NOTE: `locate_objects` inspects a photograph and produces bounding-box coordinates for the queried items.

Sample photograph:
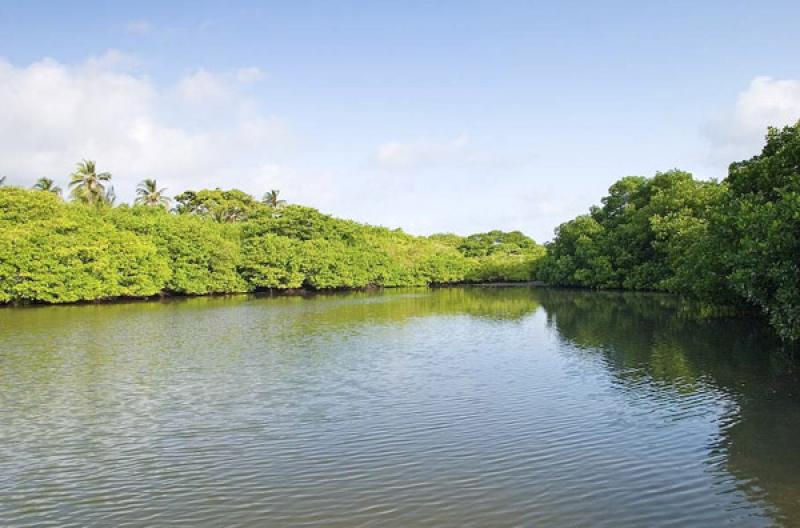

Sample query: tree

[537,214,614,288]
[262,189,287,208]
[32,178,62,196]
[69,160,112,206]
[458,230,540,258]
[714,122,800,340]
[537,170,724,291]
[174,188,261,222]
[135,179,171,208]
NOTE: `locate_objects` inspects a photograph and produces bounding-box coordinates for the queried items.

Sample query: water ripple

[0,289,795,527]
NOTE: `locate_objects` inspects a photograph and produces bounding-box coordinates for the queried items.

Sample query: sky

[2,1,800,241]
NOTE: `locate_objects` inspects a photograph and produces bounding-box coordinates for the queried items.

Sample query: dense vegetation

[2,122,799,340]
[537,122,800,340]
[0,168,544,305]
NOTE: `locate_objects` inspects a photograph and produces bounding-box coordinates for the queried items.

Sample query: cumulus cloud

[0,51,551,239]
[176,66,266,105]
[176,68,232,104]
[0,52,301,203]
[704,76,800,163]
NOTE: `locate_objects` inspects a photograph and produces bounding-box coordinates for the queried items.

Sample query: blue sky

[2,1,800,241]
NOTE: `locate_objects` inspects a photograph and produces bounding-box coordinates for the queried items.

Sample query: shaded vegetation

[536,287,800,523]
[537,122,800,340]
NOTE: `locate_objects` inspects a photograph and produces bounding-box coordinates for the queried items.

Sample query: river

[1,287,798,527]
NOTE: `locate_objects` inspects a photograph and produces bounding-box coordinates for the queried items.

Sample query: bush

[1,201,169,302]
[0,188,538,304]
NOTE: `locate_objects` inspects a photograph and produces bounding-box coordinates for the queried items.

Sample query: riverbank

[0,187,545,306]
[0,280,549,308]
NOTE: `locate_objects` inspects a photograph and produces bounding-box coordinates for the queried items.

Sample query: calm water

[1,287,799,527]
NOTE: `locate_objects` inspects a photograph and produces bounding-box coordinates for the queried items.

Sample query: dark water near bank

[1,287,799,527]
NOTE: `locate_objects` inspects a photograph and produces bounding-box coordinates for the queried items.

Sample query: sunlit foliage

[0,186,544,304]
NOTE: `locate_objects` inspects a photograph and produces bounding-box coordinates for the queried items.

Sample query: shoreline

[0,281,550,309]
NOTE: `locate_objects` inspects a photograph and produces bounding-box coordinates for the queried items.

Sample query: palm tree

[69,160,112,205]
[135,179,170,208]
[262,189,286,208]
[33,177,62,196]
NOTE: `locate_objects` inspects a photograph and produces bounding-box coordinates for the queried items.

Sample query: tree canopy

[135,179,170,208]
[33,178,62,196]
[69,160,113,206]
[2,119,800,342]
[0,185,545,304]
[536,121,800,341]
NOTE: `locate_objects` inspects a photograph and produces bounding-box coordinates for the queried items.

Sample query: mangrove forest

[1,122,799,341]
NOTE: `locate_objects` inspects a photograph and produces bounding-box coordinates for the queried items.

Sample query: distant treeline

[0,183,544,305]
[536,122,800,341]
[1,122,799,340]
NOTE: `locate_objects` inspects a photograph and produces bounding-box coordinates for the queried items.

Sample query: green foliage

[428,233,463,248]
[537,123,800,340]
[458,230,540,257]
[714,124,800,340]
[1,187,536,304]
[4,120,800,344]
[0,193,169,303]
[239,233,305,289]
[32,177,62,196]
[460,231,545,282]
[0,186,63,223]
[239,206,379,289]
[135,179,170,208]
[538,170,724,291]
[465,253,542,282]
[247,205,361,241]
[108,206,247,295]
[240,205,477,289]
[298,238,376,289]
[428,230,546,283]
[414,246,473,285]
[536,214,613,287]
[261,189,287,208]
[174,188,262,222]
[69,159,113,206]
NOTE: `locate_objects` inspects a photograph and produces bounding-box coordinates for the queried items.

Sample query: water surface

[1,287,799,527]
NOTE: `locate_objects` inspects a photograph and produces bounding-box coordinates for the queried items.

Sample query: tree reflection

[535,287,800,525]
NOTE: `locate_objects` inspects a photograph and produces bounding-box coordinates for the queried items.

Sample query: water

[1,287,799,527]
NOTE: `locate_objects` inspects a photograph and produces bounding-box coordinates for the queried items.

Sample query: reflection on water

[0,287,798,527]
[536,288,800,526]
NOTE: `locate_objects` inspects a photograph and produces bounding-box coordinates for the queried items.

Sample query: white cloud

[176,66,266,105]
[704,76,800,163]
[0,51,552,239]
[0,52,299,203]
[176,68,232,104]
